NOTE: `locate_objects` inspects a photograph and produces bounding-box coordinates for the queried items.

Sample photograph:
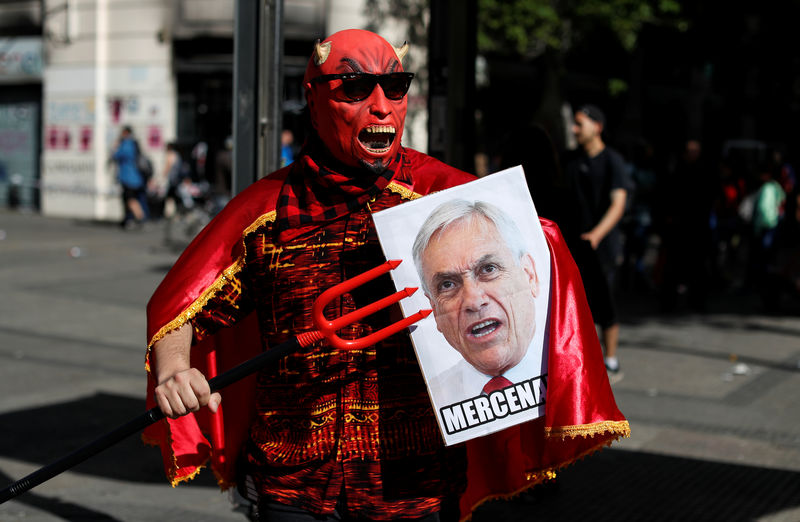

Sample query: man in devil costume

[145,29,629,522]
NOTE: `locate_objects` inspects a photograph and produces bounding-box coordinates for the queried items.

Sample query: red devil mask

[304,29,412,172]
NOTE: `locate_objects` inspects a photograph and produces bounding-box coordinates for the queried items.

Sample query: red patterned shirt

[191,187,466,519]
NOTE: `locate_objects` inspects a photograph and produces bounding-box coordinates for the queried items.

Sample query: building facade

[40,0,175,219]
[1,1,44,211]
[0,0,431,220]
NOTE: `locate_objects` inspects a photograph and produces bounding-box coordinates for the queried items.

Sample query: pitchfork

[0,259,430,504]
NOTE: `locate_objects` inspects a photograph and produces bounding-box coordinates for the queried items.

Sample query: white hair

[412,199,528,294]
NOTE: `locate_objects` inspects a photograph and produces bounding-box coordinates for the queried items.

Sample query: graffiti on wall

[45,99,95,154]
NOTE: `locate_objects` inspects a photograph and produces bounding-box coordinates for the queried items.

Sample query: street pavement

[1,210,798,521]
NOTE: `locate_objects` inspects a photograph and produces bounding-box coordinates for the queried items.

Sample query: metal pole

[427,0,476,172]
[232,0,260,195]
[259,0,284,179]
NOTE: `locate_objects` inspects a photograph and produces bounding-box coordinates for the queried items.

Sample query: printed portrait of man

[412,199,544,406]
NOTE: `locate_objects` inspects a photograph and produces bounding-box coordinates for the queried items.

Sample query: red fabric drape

[457,219,629,518]
[142,159,629,514]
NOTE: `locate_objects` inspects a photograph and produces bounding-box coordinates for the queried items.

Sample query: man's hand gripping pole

[0,259,429,504]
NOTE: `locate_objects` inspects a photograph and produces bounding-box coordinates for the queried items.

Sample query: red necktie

[482,375,513,395]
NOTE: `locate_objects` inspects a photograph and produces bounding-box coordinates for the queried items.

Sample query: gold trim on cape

[145,211,277,361]
[387,180,422,200]
[545,420,631,440]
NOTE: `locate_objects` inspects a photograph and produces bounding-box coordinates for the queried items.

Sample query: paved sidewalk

[0,211,798,521]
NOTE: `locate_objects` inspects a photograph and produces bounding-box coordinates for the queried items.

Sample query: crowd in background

[620,137,800,315]
[139,129,298,229]
[494,118,800,317]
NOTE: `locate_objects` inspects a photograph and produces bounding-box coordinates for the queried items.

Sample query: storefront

[0,37,43,210]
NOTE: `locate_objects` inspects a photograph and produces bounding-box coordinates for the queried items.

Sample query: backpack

[134,140,154,181]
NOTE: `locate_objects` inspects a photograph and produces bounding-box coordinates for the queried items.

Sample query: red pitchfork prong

[311,259,432,350]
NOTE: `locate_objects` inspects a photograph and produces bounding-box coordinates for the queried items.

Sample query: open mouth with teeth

[359,125,396,154]
[469,319,501,339]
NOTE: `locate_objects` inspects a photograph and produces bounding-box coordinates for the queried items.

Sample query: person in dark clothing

[656,139,715,312]
[563,105,631,381]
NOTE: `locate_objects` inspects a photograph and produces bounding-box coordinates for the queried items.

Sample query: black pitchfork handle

[0,337,301,504]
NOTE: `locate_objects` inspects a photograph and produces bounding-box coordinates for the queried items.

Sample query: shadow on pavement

[617,282,800,324]
[0,393,218,486]
[618,337,800,374]
[473,448,800,521]
[0,467,122,521]
[2,395,799,520]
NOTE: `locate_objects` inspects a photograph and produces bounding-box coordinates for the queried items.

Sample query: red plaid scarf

[276,143,401,242]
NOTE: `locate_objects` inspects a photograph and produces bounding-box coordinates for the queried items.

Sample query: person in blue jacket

[112,126,149,228]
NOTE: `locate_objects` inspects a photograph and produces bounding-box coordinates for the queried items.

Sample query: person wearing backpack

[111,126,150,228]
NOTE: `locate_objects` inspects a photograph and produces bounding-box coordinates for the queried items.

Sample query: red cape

[143,154,629,518]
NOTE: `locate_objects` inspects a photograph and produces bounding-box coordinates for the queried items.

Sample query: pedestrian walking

[111,125,149,229]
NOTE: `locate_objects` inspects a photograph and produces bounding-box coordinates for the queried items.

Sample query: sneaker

[606,363,624,384]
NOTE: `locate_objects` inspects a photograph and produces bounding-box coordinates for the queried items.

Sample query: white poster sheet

[372,166,551,445]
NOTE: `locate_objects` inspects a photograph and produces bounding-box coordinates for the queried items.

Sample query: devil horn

[314,40,332,65]
[394,41,409,61]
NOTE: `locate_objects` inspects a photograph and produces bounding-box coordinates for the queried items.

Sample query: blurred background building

[1,0,43,211]
[0,0,428,220]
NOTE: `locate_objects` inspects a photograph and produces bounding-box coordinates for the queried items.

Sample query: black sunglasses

[310,72,415,101]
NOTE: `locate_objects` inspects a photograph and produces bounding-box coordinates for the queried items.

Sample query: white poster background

[372,166,551,445]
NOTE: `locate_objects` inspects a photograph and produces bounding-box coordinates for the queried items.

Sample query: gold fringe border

[387,181,422,200]
[142,210,277,488]
[170,465,205,487]
[143,430,237,490]
[545,420,631,440]
[144,256,245,371]
[142,419,219,488]
[243,210,277,237]
[144,211,277,367]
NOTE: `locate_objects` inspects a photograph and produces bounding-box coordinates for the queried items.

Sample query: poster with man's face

[372,166,551,445]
